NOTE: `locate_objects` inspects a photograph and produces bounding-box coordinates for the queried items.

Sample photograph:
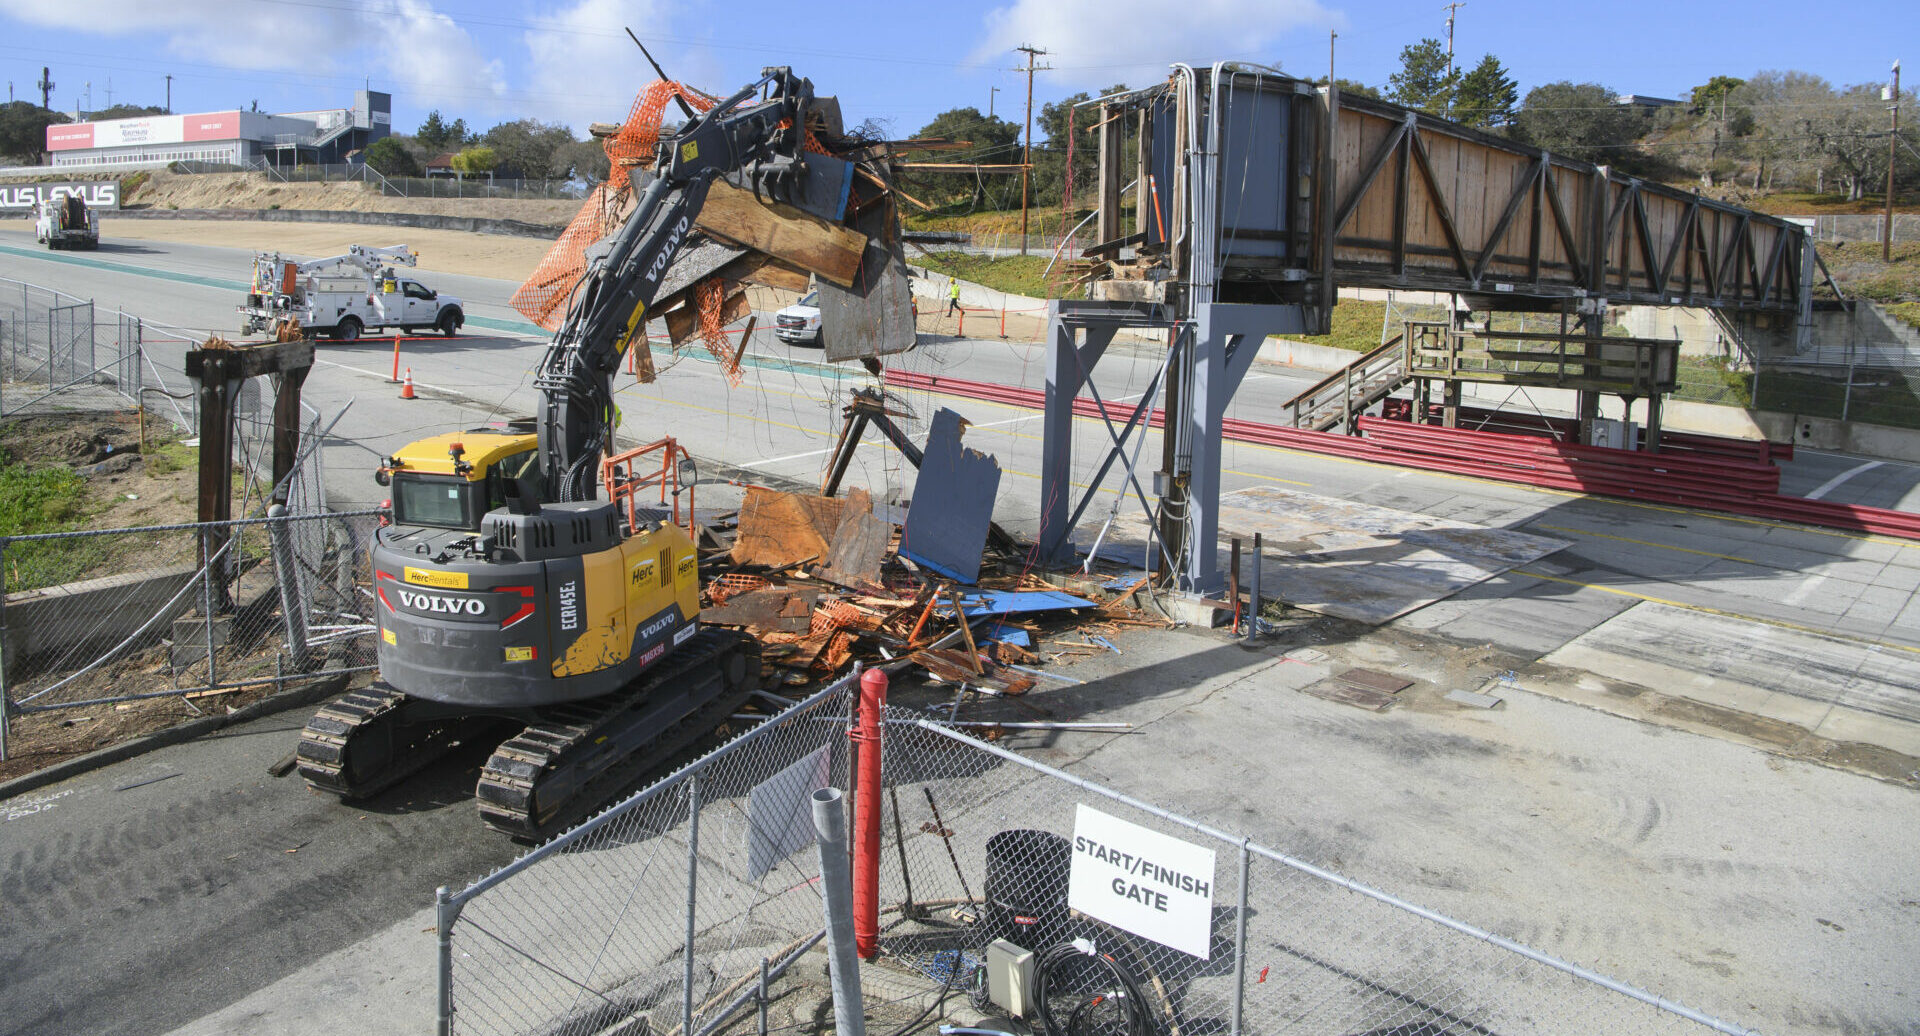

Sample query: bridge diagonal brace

[1407,128,1474,282]
[1470,157,1543,285]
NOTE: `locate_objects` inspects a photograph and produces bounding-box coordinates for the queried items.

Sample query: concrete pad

[1542,602,1920,756]
[1097,487,1567,625]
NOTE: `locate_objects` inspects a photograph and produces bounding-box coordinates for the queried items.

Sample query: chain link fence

[437,688,1764,1036]
[0,274,364,765]
[0,508,380,760]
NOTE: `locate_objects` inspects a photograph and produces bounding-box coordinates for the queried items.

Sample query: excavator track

[297,687,500,800]
[476,628,762,840]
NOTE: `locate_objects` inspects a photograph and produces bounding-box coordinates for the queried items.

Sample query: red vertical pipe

[851,667,887,959]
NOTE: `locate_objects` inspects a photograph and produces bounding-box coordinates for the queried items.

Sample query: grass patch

[0,439,95,591]
[1672,357,1753,408]
[912,251,1059,299]
[1887,301,1920,330]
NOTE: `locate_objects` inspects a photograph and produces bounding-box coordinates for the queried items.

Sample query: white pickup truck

[240,244,466,341]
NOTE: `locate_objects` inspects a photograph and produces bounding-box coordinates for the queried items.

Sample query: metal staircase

[1283,331,1415,432]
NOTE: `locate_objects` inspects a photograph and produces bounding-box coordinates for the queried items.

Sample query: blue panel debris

[901,408,1001,584]
[975,622,1032,648]
[957,590,1097,616]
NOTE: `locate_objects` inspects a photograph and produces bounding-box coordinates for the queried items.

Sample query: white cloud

[0,0,506,109]
[522,0,704,134]
[972,0,1340,90]
[371,0,508,114]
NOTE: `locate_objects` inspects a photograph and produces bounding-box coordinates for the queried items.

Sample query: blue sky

[0,0,1906,140]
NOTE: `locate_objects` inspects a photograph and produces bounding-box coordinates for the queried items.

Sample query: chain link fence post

[683,768,702,1036]
[437,885,458,1036]
[0,537,10,763]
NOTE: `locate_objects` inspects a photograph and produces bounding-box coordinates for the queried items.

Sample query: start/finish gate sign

[1067,804,1216,959]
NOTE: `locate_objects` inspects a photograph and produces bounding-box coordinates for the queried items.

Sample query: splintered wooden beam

[895,163,1031,173]
[694,181,867,287]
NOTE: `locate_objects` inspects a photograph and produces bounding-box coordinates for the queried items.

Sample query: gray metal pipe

[811,788,866,1036]
[266,505,309,670]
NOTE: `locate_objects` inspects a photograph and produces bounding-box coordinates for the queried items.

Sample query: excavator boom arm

[534,67,823,501]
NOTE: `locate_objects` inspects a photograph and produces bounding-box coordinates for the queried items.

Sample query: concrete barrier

[108,207,566,240]
[4,563,199,665]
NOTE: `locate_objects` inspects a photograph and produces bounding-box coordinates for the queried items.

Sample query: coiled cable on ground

[1032,938,1151,1036]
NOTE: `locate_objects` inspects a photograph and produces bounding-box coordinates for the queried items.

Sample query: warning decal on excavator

[404,566,468,589]
[681,140,699,163]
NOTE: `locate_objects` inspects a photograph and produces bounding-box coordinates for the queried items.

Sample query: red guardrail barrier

[882,369,1920,540]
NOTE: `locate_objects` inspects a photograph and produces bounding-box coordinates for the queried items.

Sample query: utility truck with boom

[296,66,906,838]
[35,192,98,250]
[240,244,465,341]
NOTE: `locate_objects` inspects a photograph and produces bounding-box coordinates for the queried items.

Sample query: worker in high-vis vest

[945,276,961,317]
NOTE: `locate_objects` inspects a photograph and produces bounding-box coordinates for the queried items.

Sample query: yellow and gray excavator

[297,67,887,838]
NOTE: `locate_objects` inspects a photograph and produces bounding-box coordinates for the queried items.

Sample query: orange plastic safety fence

[695,278,743,386]
[510,81,719,335]
[706,572,770,606]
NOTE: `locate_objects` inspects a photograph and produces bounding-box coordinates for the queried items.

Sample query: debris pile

[684,400,1171,731]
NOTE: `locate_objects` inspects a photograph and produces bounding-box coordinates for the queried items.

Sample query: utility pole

[1443,2,1465,78]
[1887,59,1902,263]
[1329,30,1337,84]
[165,74,173,113]
[1015,43,1049,256]
[37,67,53,110]
[104,77,113,109]
[990,85,1000,118]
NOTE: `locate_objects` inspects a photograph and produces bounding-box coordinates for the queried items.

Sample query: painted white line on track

[1783,572,1829,607]
[1805,460,1884,500]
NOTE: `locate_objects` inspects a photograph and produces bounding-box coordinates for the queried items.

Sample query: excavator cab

[382,430,541,531]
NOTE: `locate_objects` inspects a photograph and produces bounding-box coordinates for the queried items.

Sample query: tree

[481,119,576,179]
[1031,85,1124,210]
[1688,75,1745,115]
[449,146,496,180]
[1512,81,1646,167]
[549,138,609,182]
[1329,78,1382,100]
[0,101,71,163]
[909,107,1021,208]
[90,104,167,121]
[363,137,421,177]
[1453,55,1518,128]
[416,110,474,152]
[1387,38,1456,116]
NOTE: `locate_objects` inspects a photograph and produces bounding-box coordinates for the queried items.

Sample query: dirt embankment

[123,169,583,224]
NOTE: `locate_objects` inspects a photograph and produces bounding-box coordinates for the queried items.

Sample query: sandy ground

[126,170,583,224]
[92,218,557,283]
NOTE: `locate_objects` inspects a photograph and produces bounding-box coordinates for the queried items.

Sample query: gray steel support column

[1180,305,1270,594]
[1038,302,1116,564]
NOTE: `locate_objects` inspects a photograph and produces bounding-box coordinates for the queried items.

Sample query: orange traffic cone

[400,368,416,399]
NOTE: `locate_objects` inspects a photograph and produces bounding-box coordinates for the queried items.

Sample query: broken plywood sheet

[702,586,819,633]
[901,409,1000,585]
[732,486,871,569]
[821,196,918,362]
[1098,485,1566,624]
[818,507,891,589]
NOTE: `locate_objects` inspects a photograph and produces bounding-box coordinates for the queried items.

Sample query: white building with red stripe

[45,91,391,169]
